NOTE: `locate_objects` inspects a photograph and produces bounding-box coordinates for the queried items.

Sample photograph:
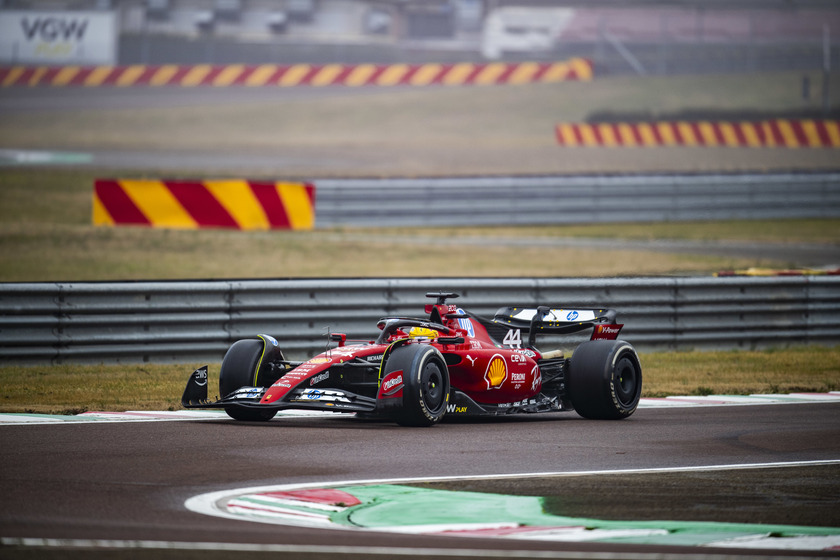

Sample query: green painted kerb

[324,484,840,547]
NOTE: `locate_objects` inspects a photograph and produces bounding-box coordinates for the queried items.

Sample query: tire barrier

[0,58,592,88]
[93,179,314,230]
[555,119,840,148]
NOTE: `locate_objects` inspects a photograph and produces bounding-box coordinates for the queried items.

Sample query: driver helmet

[408,327,438,342]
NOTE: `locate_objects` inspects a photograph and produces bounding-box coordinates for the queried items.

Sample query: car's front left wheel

[219,339,278,422]
[382,343,450,427]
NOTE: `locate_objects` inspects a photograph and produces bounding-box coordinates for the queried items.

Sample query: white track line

[2,392,838,426]
[0,537,755,560]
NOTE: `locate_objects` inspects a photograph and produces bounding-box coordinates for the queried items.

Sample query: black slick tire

[219,339,277,422]
[384,343,450,427]
[567,340,642,420]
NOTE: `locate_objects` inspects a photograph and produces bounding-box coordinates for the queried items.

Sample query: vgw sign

[0,11,117,65]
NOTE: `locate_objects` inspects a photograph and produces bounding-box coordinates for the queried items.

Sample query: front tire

[219,339,278,422]
[383,344,450,427]
[567,340,642,420]
[224,406,277,422]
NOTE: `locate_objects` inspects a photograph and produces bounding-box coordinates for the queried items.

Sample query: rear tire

[220,339,278,422]
[568,340,642,420]
[384,344,450,427]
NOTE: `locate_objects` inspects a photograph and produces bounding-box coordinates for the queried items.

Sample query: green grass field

[1,346,837,415]
[0,167,836,281]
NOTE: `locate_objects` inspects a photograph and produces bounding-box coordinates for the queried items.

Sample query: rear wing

[493,306,621,347]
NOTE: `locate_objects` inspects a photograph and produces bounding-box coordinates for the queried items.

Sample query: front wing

[181,365,570,420]
[180,366,377,414]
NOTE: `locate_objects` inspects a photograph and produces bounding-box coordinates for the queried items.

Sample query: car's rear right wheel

[567,340,642,420]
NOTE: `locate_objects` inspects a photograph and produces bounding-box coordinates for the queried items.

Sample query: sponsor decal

[447,404,469,414]
[232,387,264,399]
[0,10,117,65]
[310,372,329,386]
[484,355,507,389]
[294,388,351,403]
[591,324,623,340]
[21,16,89,42]
[327,345,366,357]
[531,365,541,392]
[500,398,538,409]
[382,375,402,392]
[566,310,579,321]
[378,370,404,399]
[455,308,475,337]
[307,357,331,365]
[260,334,279,346]
[286,371,310,380]
[193,367,208,387]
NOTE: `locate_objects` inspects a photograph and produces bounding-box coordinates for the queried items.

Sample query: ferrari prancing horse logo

[485,355,507,389]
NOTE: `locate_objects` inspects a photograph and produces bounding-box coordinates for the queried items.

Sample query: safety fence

[313,173,840,227]
[1,276,837,364]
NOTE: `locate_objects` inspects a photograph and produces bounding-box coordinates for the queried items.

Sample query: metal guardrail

[1,277,837,364]
[313,173,840,227]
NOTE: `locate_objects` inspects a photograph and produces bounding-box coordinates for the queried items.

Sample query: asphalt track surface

[0,85,356,113]
[2,403,839,559]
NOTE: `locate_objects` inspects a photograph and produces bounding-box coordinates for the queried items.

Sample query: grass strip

[1,346,836,415]
[2,168,837,281]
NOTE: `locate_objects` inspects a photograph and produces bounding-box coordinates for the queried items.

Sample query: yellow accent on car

[409,327,438,341]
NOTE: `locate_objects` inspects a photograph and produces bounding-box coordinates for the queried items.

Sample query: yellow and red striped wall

[555,119,840,148]
[1,58,591,88]
[93,179,315,230]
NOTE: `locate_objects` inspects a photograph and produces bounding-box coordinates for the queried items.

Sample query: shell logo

[485,355,507,389]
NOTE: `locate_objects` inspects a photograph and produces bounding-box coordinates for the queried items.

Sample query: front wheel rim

[422,362,446,413]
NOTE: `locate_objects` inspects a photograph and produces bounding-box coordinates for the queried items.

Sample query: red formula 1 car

[181,292,642,426]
